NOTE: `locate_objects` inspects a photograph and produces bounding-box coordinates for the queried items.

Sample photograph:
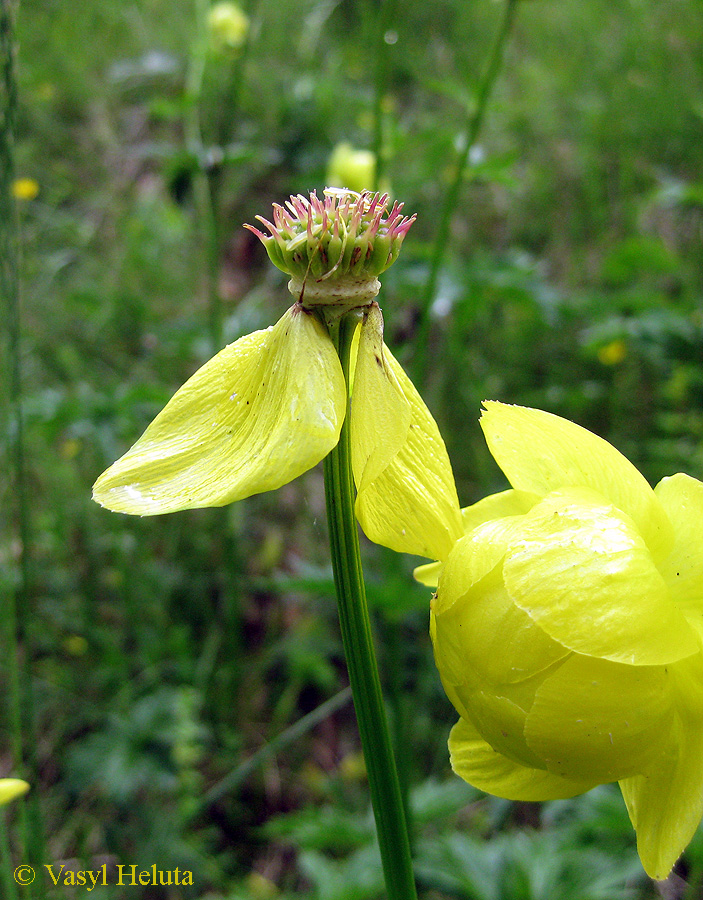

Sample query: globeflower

[327,142,388,197]
[207,1,249,54]
[93,190,462,561]
[426,402,703,880]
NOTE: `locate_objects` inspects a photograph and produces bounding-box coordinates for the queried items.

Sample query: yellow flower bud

[327,142,378,195]
[207,1,249,54]
[430,402,703,880]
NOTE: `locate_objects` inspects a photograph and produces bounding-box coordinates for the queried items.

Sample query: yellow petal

[434,514,528,615]
[460,488,538,534]
[503,488,699,666]
[0,778,29,806]
[413,489,538,588]
[619,655,703,880]
[433,557,568,687]
[480,402,673,561]
[451,677,553,770]
[413,560,441,587]
[350,304,411,492]
[655,473,703,637]
[449,717,597,801]
[352,307,462,559]
[525,654,673,783]
[93,306,345,514]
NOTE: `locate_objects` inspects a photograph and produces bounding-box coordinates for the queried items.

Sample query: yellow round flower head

[429,402,703,879]
[94,191,462,561]
[327,142,379,196]
[12,178,39,201]
[207,1,249,53]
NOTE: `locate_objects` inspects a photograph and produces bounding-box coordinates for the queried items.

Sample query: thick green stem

[323,313,417,900]
[415,0,518,382]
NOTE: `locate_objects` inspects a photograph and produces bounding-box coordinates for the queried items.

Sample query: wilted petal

[619,656,703,880]
[480,402,673,561]
[525,655,673,783]
[350,304,411,491]
[93,306,345,514]
[449,717,597,801]
[655,473,703,636]
[352,307,462,559]
[503,488,699,666]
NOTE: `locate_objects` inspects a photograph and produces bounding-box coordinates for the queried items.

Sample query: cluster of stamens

[245,190,415,299]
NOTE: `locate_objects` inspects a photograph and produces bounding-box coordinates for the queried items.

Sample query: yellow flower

[427,402,703,879]
[93,191,462,561]
[207,0,249,51]
[597,338,627,366]
[207,1,249,53]
[12,178,39,201]
[327,142,389,196]
[0,778,29,806]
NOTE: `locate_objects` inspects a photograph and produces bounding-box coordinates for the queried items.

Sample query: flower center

[245,189,415,309]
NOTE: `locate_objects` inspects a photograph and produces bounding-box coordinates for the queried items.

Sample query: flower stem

[414,0,519,383]
[323,313,418,900]
[184,0,222,351]
[2,2,46,895]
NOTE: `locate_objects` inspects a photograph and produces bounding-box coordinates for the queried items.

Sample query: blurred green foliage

[2,0,703,896]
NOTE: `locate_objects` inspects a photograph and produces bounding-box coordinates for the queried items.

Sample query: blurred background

[3,0,703,896]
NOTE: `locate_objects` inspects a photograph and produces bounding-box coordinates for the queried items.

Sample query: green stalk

[0,813,18,900]
[2,2,45,896]
[323,313,417,900]
[184,0,222,351]
[369,0,395,192]
[415,0,518,382]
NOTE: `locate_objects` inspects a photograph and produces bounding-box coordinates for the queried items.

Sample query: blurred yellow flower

[0,779,29,806]
[597,338,627,366]
[207,1,249,53]
[426,402,703,879]
[63,635,88,656]
[246,872,278,899]
[327,142,391,196]
[12,178,39,201]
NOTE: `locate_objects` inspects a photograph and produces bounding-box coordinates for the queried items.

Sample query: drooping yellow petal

[655,473,703,636]
[351,307,462,559]
[448,717,597,801]
[350,304,412,492]
[503,488,699,666]
[525,654,673,783]
[619,656,703,880]
[93,306,345,514]
[0,779,29,806]
[480,402,673,561]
